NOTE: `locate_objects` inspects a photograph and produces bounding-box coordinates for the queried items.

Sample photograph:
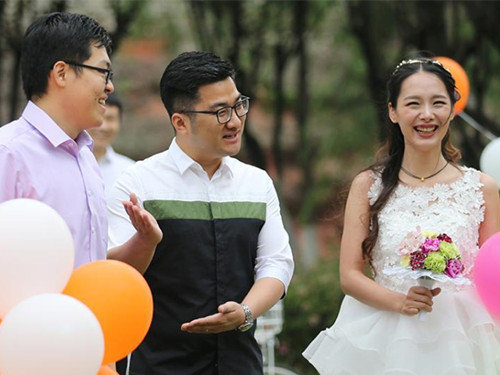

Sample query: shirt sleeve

[0,145,25,202]
[107,167,141,249]
[254,175,294,292]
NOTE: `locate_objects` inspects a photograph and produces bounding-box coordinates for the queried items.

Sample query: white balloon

[0,199,74,317]
[0,294,104,375]
[480,138,500,188]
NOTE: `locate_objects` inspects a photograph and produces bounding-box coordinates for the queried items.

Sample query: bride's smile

[389,70,455,151]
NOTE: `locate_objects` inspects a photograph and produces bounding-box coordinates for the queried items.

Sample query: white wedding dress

[303,167,500,374]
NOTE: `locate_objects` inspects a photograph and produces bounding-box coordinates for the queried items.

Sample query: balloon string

[458,111,497,141]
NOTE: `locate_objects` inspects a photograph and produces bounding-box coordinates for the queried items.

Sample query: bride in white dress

[303,58,500,374]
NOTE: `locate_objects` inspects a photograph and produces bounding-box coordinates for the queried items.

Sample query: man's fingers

[181,310,240,334]
[129,192,138,205]
[123,202,136,223]
[218,302,238,314]
[129,206,142,229]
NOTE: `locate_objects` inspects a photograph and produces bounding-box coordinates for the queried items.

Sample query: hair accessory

[392,59,450,75]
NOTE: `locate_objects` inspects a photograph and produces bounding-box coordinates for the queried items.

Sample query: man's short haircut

[21,12,112,100]
[159,51,236,117]
[106,92,123,115]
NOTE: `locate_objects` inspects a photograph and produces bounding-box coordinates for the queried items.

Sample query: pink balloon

[474,232,500,318]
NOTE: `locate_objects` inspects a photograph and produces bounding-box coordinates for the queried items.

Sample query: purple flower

[421,238,440,253]
[437,233,452,243]
[444,258,464,278]
[410,251,427,270]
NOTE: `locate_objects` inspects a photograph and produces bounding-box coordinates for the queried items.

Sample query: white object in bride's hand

[417,276,435,322]
[383,267,471,322]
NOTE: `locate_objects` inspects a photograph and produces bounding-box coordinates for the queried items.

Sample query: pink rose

[421,238,440,253]
[444,258,463,278]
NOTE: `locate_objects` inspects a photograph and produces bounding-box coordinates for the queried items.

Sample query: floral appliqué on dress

[367,167,484,293]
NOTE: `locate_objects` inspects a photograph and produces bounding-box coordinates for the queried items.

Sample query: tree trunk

[346,1,391,140]
[109,0,146,55]
[272,43,286,179]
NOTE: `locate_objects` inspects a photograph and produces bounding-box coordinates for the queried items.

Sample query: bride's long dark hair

[362,58,462,271]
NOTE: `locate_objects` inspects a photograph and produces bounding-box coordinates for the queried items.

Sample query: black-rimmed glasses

[65,61,113,84]
[179,96,250,125]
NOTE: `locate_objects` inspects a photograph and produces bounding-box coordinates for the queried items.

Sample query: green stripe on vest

[143,200,266,221]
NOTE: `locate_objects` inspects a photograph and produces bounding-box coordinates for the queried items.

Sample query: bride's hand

[399,286,441,316]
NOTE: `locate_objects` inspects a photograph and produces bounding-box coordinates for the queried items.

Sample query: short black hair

[159,51,235,117]
[21,12,112,100]
[106,92,123,115]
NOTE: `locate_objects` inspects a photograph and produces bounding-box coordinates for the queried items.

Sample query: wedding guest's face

[88,104,121,151]
[64,45,114,130]
[388,70,454,153]
[183,77,246,161]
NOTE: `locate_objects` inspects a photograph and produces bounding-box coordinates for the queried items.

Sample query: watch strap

[237,303,254,332]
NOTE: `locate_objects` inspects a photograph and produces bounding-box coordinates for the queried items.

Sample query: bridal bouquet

[398,229,464,278]
[384,228,470,320]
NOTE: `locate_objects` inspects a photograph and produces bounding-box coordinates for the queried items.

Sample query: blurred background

[1,0,500,373]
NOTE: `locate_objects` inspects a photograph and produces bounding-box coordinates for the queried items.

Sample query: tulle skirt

[303,287,500,374]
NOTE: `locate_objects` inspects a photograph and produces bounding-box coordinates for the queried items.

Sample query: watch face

[238,322,254,332]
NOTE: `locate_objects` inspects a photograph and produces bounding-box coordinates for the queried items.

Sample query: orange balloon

[97,365,119,375]
[63,260,153,365]
[435,56,470,114]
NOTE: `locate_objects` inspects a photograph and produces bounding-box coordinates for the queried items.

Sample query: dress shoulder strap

[367,170,383,205]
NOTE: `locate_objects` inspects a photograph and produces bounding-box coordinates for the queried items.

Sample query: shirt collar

[22,101,93,151]
[75,130,94,150]
[169,138,234,178]
[100,146,116,164]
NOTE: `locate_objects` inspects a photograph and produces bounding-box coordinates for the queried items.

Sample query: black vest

[128,200,265,375]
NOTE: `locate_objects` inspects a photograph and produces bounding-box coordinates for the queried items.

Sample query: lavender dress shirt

[0,101,108,267]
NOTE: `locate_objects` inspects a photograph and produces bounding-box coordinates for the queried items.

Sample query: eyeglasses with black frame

[65,61,113,84]
[178,96,250,125]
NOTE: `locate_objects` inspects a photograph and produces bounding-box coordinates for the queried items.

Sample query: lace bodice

[368,166,485,293]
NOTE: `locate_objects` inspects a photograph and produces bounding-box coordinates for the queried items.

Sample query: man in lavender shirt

[0,12,161,268]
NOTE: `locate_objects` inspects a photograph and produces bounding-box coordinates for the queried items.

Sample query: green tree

[0,0,146,125]
[346,0,500,168]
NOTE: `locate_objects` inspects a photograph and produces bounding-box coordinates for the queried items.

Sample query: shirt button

[91,227,95,234]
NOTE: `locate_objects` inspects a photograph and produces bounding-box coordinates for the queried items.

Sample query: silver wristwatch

[237,303,254,332]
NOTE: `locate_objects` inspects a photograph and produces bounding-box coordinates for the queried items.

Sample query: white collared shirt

[107,138,294,290]
[98,146,134,199]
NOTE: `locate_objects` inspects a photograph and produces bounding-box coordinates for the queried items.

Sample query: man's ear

[50,61,70,88]
[170,113,190,135]
[388,102,398,124]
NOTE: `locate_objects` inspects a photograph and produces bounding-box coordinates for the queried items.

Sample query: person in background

[0,12,161,268]
[88,92,135,197]
[107,51,294,375]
